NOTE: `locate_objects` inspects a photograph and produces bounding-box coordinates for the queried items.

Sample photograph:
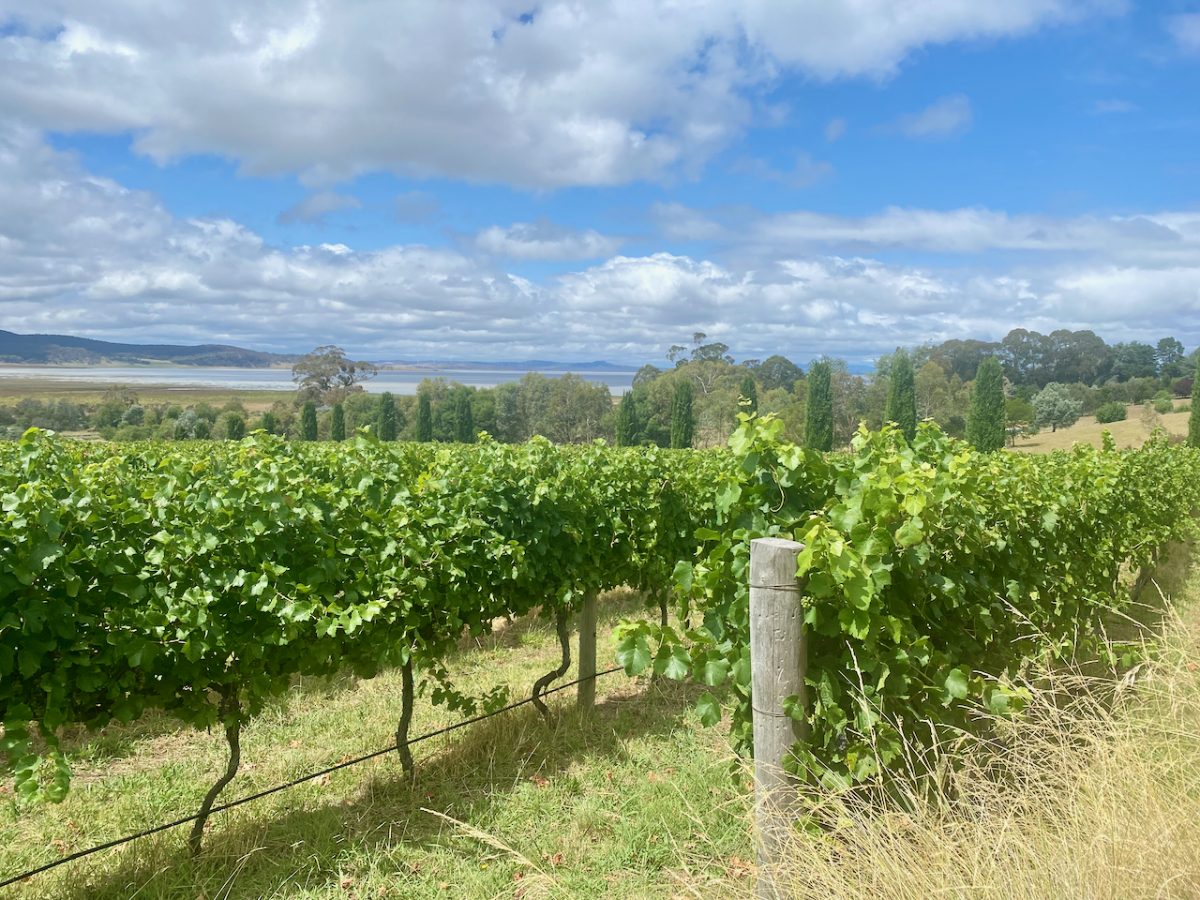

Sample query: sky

[1,1,1199,366]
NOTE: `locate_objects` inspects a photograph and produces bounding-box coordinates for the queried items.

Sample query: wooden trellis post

[749,537,807,899]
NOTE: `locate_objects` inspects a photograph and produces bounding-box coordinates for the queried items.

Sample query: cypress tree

[330,403,346,441]
[377,392,398,441]
[670,380,694,449]
[300,402,318,441]
[259,411,277,435]
[223,412,246,441]
[885,349,917,442]
[452,391,474,443]
[739,373,758,414]
[805,360,834,451]
[1189,356,1200,449]
[966,357,1006,452]
[416,392,433,442]
[615,391,639,446]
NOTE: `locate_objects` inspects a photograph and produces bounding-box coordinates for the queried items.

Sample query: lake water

[0,365,638,396]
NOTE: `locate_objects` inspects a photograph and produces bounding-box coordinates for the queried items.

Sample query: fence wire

[0,665,624,890]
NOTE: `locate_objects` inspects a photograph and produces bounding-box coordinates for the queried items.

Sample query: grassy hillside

[1013,408,1191,453]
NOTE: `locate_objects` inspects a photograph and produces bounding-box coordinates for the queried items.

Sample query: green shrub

[1154,398,1175,414]
[1095,402,1127,424]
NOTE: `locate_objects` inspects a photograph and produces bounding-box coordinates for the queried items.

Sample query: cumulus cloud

[891,94,973,139]
[0,0,1106,188]
[3,127,1197,365]
[474,221,623,260]
[277,191,360,225]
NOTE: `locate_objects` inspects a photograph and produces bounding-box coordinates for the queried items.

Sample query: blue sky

[2,1,1199,364]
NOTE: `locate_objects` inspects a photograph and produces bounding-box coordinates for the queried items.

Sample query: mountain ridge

[0,330,294,368]
[0,331,631,371]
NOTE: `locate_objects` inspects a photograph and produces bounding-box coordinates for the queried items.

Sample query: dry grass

[774,555,1200,900]
[0,378,284,412]
[1012,408,1190,453]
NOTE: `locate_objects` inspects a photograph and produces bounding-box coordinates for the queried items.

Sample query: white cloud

[394,191,441,224]
[1092,98,1137,114]
[277,191,360,225]
[475,221,623,260]
[824,117,847,141]
[737,206,1200,262]
[1167,12,1200,54]
[0,0,1108,188]
[735,0,1112,79]
[650,202,730,242]
[3,127,1197,365]
[732,152,834,187]
[891,94,973,139]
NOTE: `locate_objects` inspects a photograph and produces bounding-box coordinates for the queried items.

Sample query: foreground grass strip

[0,667,623,891]
[0,596,754,899]
[776,563,1200,899]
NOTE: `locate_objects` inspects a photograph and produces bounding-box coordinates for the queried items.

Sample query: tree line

[3,330,1198,450]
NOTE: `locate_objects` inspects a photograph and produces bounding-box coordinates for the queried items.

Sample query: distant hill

[0,330,294,367]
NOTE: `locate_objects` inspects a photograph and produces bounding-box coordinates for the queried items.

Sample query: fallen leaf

[726,856,753,879]
[530,774,549,788]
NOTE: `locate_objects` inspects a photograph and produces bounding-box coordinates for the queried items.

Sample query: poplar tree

[416,392,433,442]
[670,380,694,449]
[739,374,758,414]
[1189,356,1200,448]
[805,360,833,451]
[300,402,318,441]
[615,392,639,446]
[376,392,397,441]
[966,357,1006,451]
[259,411,278,435]
[330,403,346,441]
[886,349,917,442]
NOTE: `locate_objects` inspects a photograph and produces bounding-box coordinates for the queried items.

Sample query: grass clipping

[775,602,1200,899]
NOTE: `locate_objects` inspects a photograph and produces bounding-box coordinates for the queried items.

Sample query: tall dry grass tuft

[774,576,1200,900]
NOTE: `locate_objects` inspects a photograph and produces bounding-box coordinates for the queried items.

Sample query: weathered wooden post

[577,589,598,712]
[749,537,807,899]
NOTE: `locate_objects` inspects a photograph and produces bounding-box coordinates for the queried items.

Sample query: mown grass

[1013,408,1190,453]
[0,591,754,899]
[7,562,1200,899]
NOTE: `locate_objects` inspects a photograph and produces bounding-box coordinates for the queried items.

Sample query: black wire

[0,664,624,890]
